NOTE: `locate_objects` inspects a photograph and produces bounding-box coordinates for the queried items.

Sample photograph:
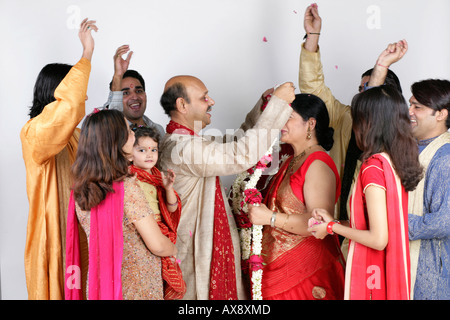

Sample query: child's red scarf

[129,164,186,300]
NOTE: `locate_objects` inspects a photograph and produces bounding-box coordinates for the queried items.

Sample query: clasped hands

[306,208,333,239]
[248,204,334,240]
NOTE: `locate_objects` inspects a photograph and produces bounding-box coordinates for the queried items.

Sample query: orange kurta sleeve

[20,57,91,300]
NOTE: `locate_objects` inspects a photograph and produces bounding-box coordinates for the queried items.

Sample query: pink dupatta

[65,181,124,300]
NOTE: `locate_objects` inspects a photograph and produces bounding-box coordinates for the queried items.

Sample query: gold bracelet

[281,214,290,229]
[270,212,277,228]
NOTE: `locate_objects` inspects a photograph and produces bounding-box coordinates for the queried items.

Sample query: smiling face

[184,78,215,130]
[409,95,445,141]
[121,77,147,123]
[132,136,159,173]
[280,111,309,145]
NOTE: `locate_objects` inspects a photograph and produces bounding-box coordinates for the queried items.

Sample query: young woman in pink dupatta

[309,86,423,300]
[65,109,177,300]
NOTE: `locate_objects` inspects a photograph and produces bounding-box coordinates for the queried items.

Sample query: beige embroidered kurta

[159,95,292,300]
[20,58,91,299]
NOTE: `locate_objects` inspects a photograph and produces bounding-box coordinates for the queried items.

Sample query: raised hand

[376,39,408,68]
[114,45,133,77]
[79,18,98,61]
[111,44,133,91]
[273,82,296,104]
[261,87,274,100]
[303,3,321,52]
[304,3,321,34]
[368,39,408,88]
[162,169,176,191]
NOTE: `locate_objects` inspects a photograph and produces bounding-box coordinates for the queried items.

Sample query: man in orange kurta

[20,19,96,299]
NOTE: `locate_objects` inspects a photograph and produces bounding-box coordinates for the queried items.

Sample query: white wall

[0,0,448,299]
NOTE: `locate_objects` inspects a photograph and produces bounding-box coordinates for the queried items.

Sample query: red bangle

[377,63,389,69]
[327,221,340,235]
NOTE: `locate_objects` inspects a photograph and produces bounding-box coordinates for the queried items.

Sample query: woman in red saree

[309,86,423,300]
[248,93,345,300]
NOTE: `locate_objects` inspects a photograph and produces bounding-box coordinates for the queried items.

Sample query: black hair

[29,63,72,118]
[351,85,422,191]
[160,82,190,116]
[291,93,334,151]
[109,69,146,91]
[362,68,402,93]
[133,126,161,146]
[411,79,450,129]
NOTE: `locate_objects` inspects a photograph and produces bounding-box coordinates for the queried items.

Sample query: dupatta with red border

[345,153,410,300]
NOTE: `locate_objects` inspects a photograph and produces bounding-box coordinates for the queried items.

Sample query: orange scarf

[129,164,186,300]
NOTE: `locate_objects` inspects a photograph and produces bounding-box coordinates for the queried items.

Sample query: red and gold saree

[262,151,345,300]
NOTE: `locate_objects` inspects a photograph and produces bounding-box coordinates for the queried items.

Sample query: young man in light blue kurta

[407,79,450,300]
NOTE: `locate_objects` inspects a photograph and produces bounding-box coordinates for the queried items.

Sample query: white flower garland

[230,139,277,300]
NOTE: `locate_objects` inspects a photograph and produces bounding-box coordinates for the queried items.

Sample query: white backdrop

[0,0,448,299]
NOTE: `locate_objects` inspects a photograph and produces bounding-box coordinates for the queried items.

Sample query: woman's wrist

[167,198,178,206]
[326,220,341,235]
[270,211,277,227]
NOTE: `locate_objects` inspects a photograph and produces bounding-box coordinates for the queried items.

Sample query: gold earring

[307,127,312,139]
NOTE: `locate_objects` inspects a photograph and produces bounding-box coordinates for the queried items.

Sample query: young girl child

[128,126,185,300]
[309,86,423,300]
[65,109,178,300]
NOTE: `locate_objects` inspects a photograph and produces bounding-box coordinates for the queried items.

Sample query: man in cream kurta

[159,76,295,299]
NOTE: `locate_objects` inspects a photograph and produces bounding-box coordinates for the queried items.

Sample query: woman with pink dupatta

[309,86,423,300]
[65,109,177,300]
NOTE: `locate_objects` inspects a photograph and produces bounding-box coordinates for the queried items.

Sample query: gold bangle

[281,214,290,229]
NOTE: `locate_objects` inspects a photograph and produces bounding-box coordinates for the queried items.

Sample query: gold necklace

[287,145,317,173]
